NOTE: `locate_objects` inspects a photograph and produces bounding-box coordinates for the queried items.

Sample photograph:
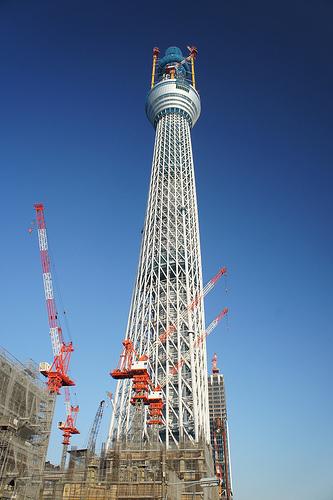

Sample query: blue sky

[1,1,332,499]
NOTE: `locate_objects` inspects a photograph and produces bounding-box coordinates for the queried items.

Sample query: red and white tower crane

[58,404,80,468]
[34,203,75,394]
[34,203,79,465]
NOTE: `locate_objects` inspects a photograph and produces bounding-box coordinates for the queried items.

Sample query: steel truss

[108,97,210,448]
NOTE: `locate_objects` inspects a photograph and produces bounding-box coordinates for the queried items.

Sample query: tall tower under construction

[39,46,228,500]
[108,46,215,449]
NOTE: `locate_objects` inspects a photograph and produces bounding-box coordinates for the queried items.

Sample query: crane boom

[34,203,75,394]
[150,309,228,426]
[35,204,62,357]
[148,268,227,355]
[164,309,228,385]
[87,400,105,452]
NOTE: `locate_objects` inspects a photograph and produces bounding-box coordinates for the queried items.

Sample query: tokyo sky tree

[107,46,213,449]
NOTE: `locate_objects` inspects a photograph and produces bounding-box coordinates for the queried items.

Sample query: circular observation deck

[145,78,201,130]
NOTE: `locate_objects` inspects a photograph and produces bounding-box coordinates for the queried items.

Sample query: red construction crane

[34,203,75,395]
[111,340,163,427]
[59,406,80,446]
[111,341,150,402]
[110,339,144,379]
[58,405,80,469]
[34,203,79,467]
[146,386,163,426]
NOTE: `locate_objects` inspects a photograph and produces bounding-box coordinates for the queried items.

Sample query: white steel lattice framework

[107,47,210,449]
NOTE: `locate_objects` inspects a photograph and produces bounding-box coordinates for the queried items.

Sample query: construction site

[1,46,233,500]
[0,348,56,500]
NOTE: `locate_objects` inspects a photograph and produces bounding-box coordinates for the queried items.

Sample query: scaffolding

[41,439,218,500]
[0,347,56,500]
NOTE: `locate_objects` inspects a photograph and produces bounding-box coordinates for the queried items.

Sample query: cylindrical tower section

[145,79,201,129]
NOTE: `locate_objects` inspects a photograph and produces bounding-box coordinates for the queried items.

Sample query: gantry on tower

[107,46,216,450]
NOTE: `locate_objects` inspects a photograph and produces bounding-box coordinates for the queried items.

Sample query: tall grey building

[208,357,233,498]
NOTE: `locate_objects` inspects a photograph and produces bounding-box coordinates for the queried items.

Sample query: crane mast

[59,405,80,469]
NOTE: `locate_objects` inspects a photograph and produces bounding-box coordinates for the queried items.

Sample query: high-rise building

[208,355,233,498]
[107,46,211,449]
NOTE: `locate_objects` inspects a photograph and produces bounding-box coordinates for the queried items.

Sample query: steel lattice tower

[107,47,211,449]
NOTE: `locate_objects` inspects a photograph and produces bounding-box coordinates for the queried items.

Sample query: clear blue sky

[1,1,332,499]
